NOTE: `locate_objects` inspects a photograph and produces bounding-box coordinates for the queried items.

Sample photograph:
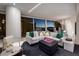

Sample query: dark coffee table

[39,39,58,55]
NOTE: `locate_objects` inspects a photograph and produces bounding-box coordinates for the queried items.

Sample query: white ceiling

[0,3,76,20]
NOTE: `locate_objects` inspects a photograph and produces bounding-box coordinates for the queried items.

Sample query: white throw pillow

[26,32,30,36]
[33,31,39,37]
[39,31,44,36]
[50,32,57,37]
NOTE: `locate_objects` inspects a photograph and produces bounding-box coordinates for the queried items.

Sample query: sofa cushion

[26,32,30,36]
[26,32,34,37]
[56,31,64,39]
[50,32,57,37]
[45,31,50,36]
[29,32,34,37]
[33,31,39,37]
[38,31,45,36]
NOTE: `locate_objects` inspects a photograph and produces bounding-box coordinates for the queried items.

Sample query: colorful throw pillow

[56,31,64,39]
[29,32,34,37]
[45,31,49,36]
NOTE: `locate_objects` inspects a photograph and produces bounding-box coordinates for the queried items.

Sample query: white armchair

[3,35,14,50]
[12,37,25,47]
[3,35,25,50]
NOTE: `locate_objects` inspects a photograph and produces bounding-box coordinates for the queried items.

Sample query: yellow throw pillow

[45,31,49,36]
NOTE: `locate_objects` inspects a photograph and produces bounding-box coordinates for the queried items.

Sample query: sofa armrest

[26,36,34,44]
[12,40,25,47]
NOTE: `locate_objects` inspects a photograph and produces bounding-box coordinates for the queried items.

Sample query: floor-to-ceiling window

[0,14,6,39]
[21,17,33,37]
[21,17,62,37]
[47,20,55,32]
[34,19,45,31]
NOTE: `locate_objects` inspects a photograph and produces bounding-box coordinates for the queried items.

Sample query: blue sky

[34,19,55,27]
[34,19,45,27]
[47,20,55,27]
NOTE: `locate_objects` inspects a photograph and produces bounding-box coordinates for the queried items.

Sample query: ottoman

[39,37,58,55]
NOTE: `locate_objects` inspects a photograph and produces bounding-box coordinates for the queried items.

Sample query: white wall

[64,17,76,42]
[6,6,21,41]
[75,4,79,45]
[76,15,79,44]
